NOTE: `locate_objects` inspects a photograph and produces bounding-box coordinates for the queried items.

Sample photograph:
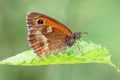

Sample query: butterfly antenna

[81,32,89,35]
[78,20,92,35]
[80,20,92,30]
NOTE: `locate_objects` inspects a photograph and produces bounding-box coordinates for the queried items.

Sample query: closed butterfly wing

[26,12,73,56]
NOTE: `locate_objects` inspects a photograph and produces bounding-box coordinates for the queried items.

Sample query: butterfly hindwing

[28,25,68,56]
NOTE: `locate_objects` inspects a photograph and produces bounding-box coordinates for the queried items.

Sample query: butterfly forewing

[26,12,72,36]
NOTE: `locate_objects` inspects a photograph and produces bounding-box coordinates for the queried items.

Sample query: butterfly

[26,12,81,57]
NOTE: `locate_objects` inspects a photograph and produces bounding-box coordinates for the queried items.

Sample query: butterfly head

[66,32,81,47]
[73,32,81,39]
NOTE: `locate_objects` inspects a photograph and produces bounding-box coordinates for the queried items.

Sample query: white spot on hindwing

[47,26,52,33]
[35,30,49,54]
[36,30,41,34]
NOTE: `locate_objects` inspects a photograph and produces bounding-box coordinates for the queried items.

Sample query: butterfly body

[26,12,81,56]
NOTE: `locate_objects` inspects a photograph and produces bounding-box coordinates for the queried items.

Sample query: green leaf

[0,39,119,72]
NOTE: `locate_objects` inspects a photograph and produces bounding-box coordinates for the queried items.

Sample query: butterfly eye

[38,19,43,24]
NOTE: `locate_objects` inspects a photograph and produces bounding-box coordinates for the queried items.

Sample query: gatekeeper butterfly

[26,12,81,56]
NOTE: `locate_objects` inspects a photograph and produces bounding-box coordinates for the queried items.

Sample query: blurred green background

[0,0,120,80]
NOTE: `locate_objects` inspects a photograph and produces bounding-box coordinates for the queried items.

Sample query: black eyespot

[38,19,43,24]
